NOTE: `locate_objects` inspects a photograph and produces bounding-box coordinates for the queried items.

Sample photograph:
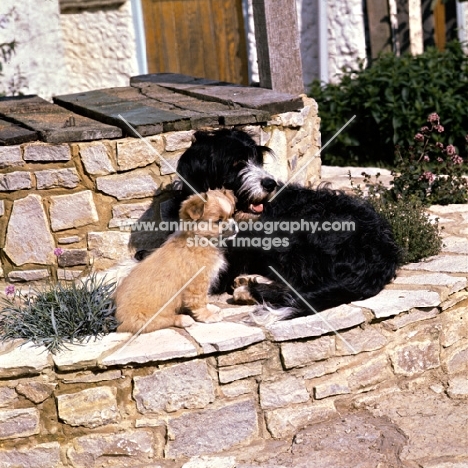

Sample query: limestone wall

[0,264,467,466]
[0,98,320,282]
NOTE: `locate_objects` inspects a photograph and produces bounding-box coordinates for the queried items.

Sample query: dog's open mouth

[249,203,264,214]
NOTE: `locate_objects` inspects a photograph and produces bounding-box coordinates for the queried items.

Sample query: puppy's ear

[222,189,237,206]
[180,194,206,220]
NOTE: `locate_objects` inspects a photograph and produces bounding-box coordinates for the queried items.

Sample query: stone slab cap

[402,255,468,274]
[185,321,265,353]
[53,333,131,371]
[352,289,441,319]
[0,117,38,145]
[100,329,198,366]
[266,304,366,342]
[0,95,121,143]
[54,88,190,137]
[0,340,51,378]
[393,273,467,296]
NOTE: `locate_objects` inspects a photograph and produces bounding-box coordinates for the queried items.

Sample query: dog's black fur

[145,129,400,321]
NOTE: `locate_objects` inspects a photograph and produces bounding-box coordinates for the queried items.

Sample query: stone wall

[0,255,467,466]
[0,97,320,282]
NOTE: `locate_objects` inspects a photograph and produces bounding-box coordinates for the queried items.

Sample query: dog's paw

[232,285,257,305]
[192,307,222,323]
[175,314,196,328]
[233,274,273,288]
[206,303,221,314]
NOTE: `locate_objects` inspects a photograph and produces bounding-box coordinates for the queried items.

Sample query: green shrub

[0,275,117,353]
[352,173,443,264]
[310,41,468,167]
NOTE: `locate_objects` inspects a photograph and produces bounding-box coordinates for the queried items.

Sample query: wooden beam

[251,0,304,95]
[365,0,392,59]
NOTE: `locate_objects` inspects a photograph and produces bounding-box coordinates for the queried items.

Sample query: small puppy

[115,189,237,333]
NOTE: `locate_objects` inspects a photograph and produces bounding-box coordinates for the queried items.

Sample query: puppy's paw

[175,314,196,328]
[206,303,221,314]
[233,274,273,288]
[232,285,257,305]
[192,307,222,323]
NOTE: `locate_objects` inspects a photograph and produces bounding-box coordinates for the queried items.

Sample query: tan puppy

[115,189,237,333]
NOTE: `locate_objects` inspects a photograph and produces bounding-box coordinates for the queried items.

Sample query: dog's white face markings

[238,161,276,203]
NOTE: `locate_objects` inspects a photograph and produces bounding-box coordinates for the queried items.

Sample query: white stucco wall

[60,1,139,94]
[243,0,366,88]
[0,1,68,99]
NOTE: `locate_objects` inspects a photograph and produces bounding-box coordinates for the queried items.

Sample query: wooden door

[142,0,249,85]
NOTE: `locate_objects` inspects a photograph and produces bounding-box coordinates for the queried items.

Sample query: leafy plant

[389,113,468,205]
[0,275,118,353]
[351,172,442,264]
[310,41,468,167]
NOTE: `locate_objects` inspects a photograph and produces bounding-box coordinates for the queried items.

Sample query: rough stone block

[87,231,131,269]
[50,190,99,231]
[133,360,215,413]
[182,456,236,468]
[16,381,56,403]
[447,376,468,399]
[100,329,198,366]
[166,399,258,458]
[116,138,158,171]
[0,200,4,217]
[160,151,183,175]
[335,327,387,356]
[0,442,61,468]
[394,273,467,296]
[221,379,257,398]
[390,340,440,376]
[57,248,88,267]
[96,171,159,200]
[217,341,271,367]
[56,386,119,428]
[280,336,335,369]
[4,195,55,266]
[79,142,116,175]
[260,375,310,409]
[265,400,337,438]
[23,142,71,161]
[0,408,40,440]
[61,369,122,384]
[384,307,440,331]
[0,387,18,408]
[403,255,468,274]
[218,361,263,384]
[267,304,366,341]
[313,378,351,399]
[164,130,194,151]
[0,145,24,168]
[0,171,32,191]
[57,269,83,280]
[440,306,468,348]
[67,430,155,468]
[352,289,441,319]
[0,341,51,378]
[35,167,80,189]
[186,322,265,354]
[58,235,81,244]
[108,200,152,228]
[8,269,50,282]
[442,339,468,374]
[347,355,392,390]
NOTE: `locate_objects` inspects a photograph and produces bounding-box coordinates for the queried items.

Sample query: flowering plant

[389,113,468,205]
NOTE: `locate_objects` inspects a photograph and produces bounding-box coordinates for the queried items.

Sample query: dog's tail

[247,280,364,324]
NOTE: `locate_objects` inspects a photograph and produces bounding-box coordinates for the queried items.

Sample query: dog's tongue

[250,203,264,213]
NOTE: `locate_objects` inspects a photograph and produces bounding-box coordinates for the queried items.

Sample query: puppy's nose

[261,178,277,192]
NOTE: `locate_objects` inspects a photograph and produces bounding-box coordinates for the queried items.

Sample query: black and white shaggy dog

[161,129,400,321]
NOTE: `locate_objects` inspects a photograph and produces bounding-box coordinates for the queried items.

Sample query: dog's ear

[221,189,237,206]
[180,194,206,220]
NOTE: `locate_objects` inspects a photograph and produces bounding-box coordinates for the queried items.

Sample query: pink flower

[451,155,463,165]
[427,113,440,123]
[435,125,444,133]
[420,171,435,183]
[414,133,424,142]
[54,248,64,257]
[446,144,456,155]
[423,155,430,162]
[437,157,443,163]
[420,126,430,133]
[5,285,15,297]
[435,142,444,149]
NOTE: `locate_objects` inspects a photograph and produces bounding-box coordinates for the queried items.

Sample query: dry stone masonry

[0,73,320,280]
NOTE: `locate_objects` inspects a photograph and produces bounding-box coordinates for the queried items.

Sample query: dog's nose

[261,178,277,192]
